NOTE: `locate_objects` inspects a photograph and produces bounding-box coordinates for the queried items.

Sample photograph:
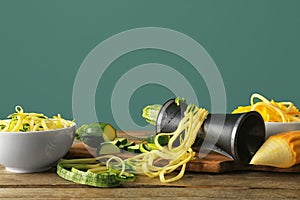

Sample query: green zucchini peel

[56,158,135,188]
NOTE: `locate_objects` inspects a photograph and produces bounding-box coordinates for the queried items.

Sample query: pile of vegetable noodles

[126,103,208,183]
[0,106,73,132]
[232,93,300,122]
[58,102,208,185]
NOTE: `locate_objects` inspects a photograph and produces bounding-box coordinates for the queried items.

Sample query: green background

[1,0,300,129]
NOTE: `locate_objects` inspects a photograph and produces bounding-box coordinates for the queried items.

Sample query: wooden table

[1,130,300,199]
[0,165,300,199]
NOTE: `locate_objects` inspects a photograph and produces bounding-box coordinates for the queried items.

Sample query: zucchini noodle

[232,93,300,122]
[106,156,126,176]
[0,106,73,132]
[125,104,208,183]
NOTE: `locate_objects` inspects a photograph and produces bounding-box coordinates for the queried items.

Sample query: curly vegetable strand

[233,93,300,122]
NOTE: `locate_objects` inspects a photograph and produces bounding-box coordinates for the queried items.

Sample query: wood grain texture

[1,187,300,199]
[0,166,300,199]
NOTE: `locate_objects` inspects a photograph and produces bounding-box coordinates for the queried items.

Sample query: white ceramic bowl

[265,122,300,139]
[0,122,76,173]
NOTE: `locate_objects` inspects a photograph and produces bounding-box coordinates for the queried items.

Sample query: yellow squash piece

[250,131,300,168]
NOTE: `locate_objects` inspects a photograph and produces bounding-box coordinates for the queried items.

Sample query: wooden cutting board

[65,142,300,173]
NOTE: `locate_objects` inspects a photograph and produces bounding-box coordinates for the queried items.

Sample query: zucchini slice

[139,142,159,153]
[112,138,128,146]
[98,142,121,155]
[119,141,135,150]
[102,124,117,141]
[127,144,141,153]
[147,135,170,146]
[76,122,117,148]
[139,142,151,153]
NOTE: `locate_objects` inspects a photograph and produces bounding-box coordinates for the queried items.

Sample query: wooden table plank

[1,165,300,189]
[1,187,299,199]
[0,165,300,199]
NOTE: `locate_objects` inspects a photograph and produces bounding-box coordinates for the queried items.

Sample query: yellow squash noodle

[125,104,208,183]
[232,93,300,122]
[0,106,73,132]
